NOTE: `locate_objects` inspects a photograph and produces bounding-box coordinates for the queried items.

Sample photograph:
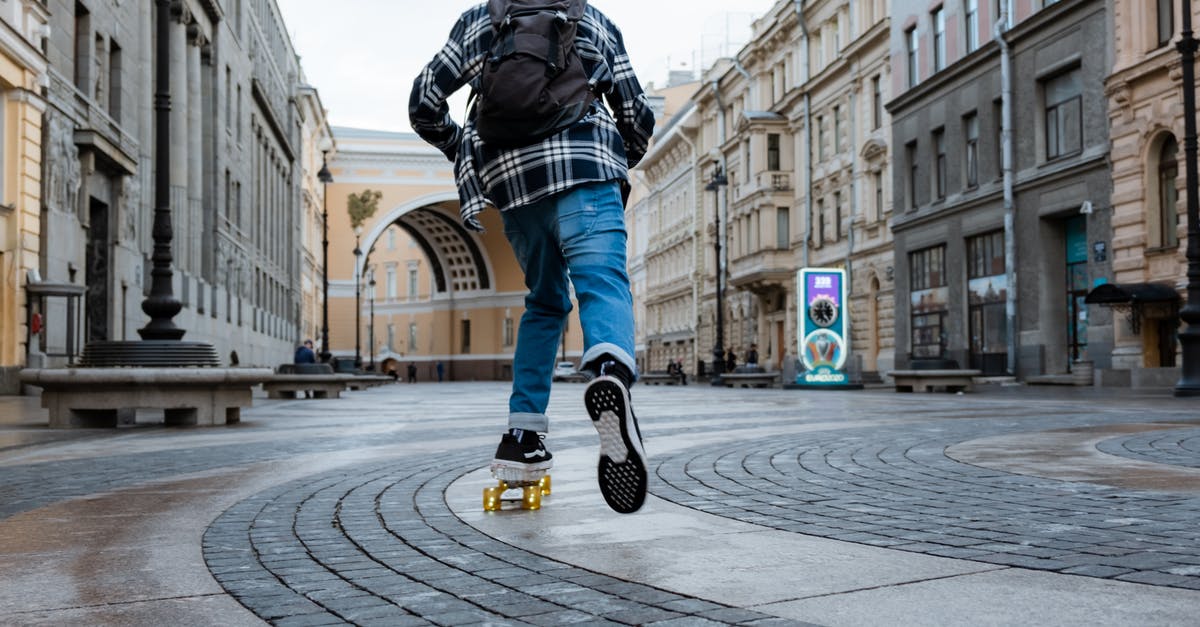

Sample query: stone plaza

[1,382,1198,626]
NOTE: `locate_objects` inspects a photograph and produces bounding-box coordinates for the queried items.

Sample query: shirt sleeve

[409,10,485,163]
[593,14,656,168]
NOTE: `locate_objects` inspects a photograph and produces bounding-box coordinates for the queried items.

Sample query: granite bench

[641,372,679,386]
[720,372,780,388]
[889,369,982,393]
[21,368,272,428]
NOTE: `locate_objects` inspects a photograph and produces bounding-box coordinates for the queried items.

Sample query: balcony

[728,250,796,292]
[734,171,794,203]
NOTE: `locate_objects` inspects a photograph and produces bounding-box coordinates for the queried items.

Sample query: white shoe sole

[584,376,647,513]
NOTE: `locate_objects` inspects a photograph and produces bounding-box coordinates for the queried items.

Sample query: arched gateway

[322,128,583,381]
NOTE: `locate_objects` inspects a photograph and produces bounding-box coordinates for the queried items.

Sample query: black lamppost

[353,227,363,370]
[369,272,376,371]
[1176,0,1200,396]
[318,149,333,363]
[706,163,728,386]
[80,0,217,366]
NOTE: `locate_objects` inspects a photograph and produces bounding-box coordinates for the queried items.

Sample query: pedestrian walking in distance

[410,0,655,513]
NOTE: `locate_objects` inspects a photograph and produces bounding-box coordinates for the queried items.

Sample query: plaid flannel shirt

[409,3,655,232]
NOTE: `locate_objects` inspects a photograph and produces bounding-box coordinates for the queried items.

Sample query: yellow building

[324,127,583,381]
[0,1,48,392]
[1105,0,1192,385]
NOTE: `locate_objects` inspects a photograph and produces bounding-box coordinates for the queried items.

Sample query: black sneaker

[491,429,553,483]
[584,366,648,513]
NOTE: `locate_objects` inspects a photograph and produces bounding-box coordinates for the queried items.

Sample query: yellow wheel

[483,485,504,511]
[538,474,552,495]
[522,485,543,510]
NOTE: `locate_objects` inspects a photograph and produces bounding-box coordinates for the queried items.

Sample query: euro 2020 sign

[796,268,850,386]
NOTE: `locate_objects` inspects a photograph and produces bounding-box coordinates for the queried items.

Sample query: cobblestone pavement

[1,383,1199,625]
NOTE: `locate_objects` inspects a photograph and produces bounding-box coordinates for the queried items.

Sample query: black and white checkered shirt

[409,4,655,232]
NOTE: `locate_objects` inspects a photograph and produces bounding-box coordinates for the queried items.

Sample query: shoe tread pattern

[585,378,647,513]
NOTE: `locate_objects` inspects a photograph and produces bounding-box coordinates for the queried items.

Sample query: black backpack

[474,0,595,148]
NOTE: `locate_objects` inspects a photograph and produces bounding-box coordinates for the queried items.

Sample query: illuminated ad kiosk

[793,268,862,389]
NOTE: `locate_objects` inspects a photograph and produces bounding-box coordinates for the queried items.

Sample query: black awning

[1084,282,1181,305]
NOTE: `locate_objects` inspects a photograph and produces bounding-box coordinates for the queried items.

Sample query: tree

[347,189,382,230]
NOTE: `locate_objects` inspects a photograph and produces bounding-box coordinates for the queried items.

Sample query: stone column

[187,26,203,277]
[169,3,189,276]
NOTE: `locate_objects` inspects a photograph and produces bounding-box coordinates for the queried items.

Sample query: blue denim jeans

[502,181,638,433]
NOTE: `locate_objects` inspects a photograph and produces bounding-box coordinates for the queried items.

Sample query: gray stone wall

[38,0,306,368]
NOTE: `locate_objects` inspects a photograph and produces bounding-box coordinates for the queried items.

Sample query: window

[872,75,883,130]
[387,228,396,250]
[834,192,843,240]
[777,207,790,249]
[407,265,419,301]
[1044,69,1082,160]
[964,113,979,188]
[932,8,946,72]
[965,0,979,52]
[967,231,1008,374]
[225,67,232,129]
[387,266,398,300]
[907,141,919,210]
[408,323,417,351]
[993,100,1004,179]
[767,134,781,171]
[460,319,471,354]
[1157,0,1174,48]
[873,171,884,221]
[503,317,515,347]
[817,115,826,161]
[933,128,946,200]
[108,40,122,122]
[833,105,843,153]
[816,198,826,244]
[906,27,919,87]
[74,3,91,94]
[910,245,948,359]
[236,85,243,141]
[1159,135,1180,248]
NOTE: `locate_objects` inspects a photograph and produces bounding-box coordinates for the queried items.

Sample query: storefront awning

[1084,283,1181,305]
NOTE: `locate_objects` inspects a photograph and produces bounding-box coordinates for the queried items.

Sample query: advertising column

[794,268,861,389]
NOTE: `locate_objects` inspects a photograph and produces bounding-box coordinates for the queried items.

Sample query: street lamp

[318,146,333,363]
[1176,0,1200,396]
[705,162,729,386]
[369,272,376,371]
[353,226,363,370]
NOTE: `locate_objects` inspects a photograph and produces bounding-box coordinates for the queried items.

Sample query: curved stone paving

[1097,427,1200,470]
[202,448,799,627]
[651,422,1200,590]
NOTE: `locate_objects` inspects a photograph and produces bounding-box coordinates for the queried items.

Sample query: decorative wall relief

[45,110,81,215]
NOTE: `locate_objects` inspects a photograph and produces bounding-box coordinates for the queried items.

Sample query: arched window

[1158,135,1179,249]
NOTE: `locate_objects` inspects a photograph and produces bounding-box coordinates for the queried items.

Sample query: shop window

[967,231,1007,374]
[910,245,948,359]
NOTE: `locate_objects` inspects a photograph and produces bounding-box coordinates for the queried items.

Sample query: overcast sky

[282,0,779,133]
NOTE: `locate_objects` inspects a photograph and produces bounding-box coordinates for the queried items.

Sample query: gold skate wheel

[538,474,552,495]
[483,486,504,511]
[522,485,542,510]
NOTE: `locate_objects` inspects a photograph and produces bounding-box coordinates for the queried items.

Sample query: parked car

[552,361,583,382]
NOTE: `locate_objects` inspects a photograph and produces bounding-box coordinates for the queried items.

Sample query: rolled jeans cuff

[508,412,550,433]
[580,343,639,382]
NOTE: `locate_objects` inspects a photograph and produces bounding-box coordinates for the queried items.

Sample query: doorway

[86,198,111,343]
[1065,216,1088,366]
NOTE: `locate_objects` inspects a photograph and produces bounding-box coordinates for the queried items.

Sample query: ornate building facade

[628,81,704,374]
[1104,0,1194,386]
[682,0,894,379]
[33,0,312,374]
[0,0,49,392]
[888,0,1114,379]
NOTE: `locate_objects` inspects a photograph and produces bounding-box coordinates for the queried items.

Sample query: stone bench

[889,369,982,393]
[21,368,272,428]
[720,372,780,388]
[341,374,394,391]
[641,372,679,386]
[263,375,347,399]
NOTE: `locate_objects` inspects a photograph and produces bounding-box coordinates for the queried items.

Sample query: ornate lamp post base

[80,341,221,368]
